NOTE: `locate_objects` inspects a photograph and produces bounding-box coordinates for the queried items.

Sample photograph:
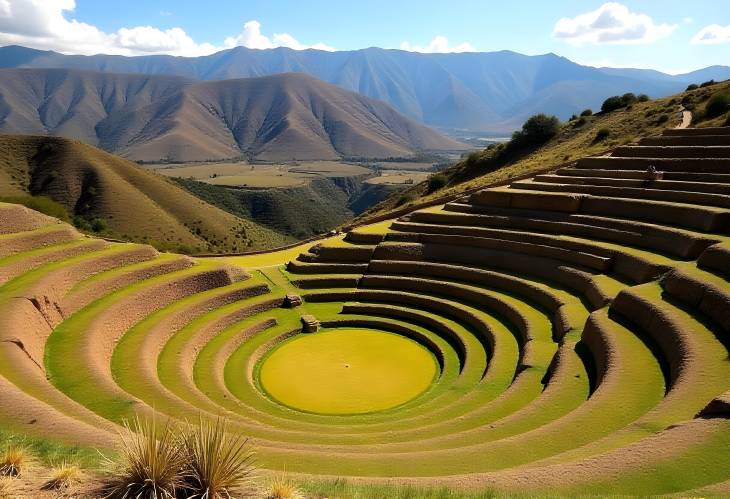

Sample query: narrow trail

[676,107,693,129]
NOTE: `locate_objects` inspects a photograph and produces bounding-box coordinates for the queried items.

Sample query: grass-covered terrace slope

[0,123,729,497]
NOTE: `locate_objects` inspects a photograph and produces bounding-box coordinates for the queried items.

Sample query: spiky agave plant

[103,416,187,499]
[181,417,256,499]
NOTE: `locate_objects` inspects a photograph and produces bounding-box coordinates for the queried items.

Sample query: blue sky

[0,1,728,73]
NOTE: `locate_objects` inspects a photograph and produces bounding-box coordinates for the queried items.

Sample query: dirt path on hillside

[676,107,692,129]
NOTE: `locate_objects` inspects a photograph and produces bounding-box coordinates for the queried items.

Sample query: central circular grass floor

[259,328,438,414]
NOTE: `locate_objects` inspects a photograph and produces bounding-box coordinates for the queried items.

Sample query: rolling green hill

[0,135,291,253]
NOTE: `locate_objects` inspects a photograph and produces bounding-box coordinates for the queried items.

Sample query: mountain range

[2,44,729,132]
[0,68,464,162]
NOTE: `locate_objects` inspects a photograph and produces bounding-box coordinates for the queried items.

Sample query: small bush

[511,113,560,148]
[705,90,730,118]
[42,463,82,490]
[700,80,716,88]
[595,128,611,142]
[574,116,587,127]
[601,96,624,113]
[622,92,638,105]
[426,173,447,193]
[686,83,699,91]
[266,475,302,499]
[464,150,483,167]
[0,195,70,222]
[656,114,670,125]
[637,94,650,102]
[601,93,638,112]
[181,418,255,499]
[580,109,593,116]
[569,114,578,121]
[396,192,418,207]
[0,446,29,477]
[102,417,186,499]
[91,218,107,232]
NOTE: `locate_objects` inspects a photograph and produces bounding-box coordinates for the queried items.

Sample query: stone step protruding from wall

[301,314,320,333]
[284,293,303,308]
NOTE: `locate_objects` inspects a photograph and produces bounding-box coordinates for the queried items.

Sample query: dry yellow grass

[0,477,14,498]
[265,475,302,499]
[42,462,82,490]
[0,446,29,477]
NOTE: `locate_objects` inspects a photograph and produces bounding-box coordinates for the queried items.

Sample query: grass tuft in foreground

[102,417,187,499]
[264,474,302,499]
[0,445,30,477]
[181,417,256,499]
[42,461,83,490]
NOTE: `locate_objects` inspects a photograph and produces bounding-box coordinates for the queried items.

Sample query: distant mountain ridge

[2,44,729,132]
[0,68,465,162]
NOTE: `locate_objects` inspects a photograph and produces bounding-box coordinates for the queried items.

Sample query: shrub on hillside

[637,94,650,102]
[686,83,699,91]
[700,80,716,88]
[426,173,448,193]
[601,96,624,113]
[594,128,611,142]
[511,114,561,148]
[601,93,638,113]
[580,109,593,116]
[705,90,730,118]
[464,150,484,168]
[459,114,559,177]
[0,195,70,222]
[574,116,587,127]
[396,192,418,207]
[621,93,638,106]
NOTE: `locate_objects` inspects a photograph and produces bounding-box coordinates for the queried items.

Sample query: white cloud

[0,0,334,56]
[553,2,677,45]
[691,24,730,45]
[223,20,335,52]
[400,36,476,53]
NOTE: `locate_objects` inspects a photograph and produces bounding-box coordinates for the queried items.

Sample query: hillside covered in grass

[0,135,291,253]
[357,79,730,222]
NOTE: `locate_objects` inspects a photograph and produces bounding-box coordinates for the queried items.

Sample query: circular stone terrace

[1,126,730,496]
